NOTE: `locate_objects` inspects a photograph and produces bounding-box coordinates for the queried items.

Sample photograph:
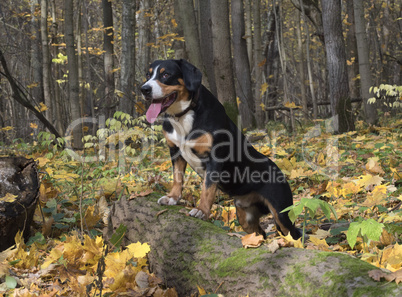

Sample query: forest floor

[0,115,401,296]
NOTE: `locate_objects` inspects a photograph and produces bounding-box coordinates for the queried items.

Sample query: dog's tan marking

[234,192,266,235]
[149,68,153,74]
[156,81,189,102]
[167,157,186,199]
[190,133,213,155]
[197,182,217,218]
[160,67,165,73]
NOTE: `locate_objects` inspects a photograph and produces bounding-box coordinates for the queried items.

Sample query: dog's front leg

[189,176,217,219]
[158,154,187,206]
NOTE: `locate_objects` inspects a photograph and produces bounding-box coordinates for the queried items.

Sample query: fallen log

[0,157,39,251]
[105,196,399,296]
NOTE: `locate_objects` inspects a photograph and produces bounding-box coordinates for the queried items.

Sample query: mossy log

[0,157,39,251]
[106,196,399,296]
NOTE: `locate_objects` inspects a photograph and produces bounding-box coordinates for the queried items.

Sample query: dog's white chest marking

[166,112,205,177]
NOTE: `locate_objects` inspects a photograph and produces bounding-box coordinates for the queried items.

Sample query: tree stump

[0,157,39,251]
[106,196,399,296]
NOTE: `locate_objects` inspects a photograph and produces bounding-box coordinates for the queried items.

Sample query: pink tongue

[146,102,163,123]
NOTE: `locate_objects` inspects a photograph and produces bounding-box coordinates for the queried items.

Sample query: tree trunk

[209,0,238,123]
[102,0,115,119]
[138,0,151,73]
[40,0,53,124]
[253,0,264,128]
[120,0,136,115]
[296,10,308,120]
[65,0,83,148]
[0,157,39,252]
[353,0,378,126]
[198,0,216,96]
[176,0,208,89]
[265,6,280,121]
[322,0,355,133]
[345,0,360,102]
[244,0,253,71]
[231,0,254,129]
[105,196,400,297]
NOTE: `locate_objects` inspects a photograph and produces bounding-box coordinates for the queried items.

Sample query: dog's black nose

[141,84,152,96]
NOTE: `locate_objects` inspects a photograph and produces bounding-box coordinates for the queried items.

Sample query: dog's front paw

[189,208,206,219]
[157,196,179,205]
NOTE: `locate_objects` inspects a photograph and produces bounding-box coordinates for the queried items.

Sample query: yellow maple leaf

[0,193,17,203]
[1,126,13,131]
[242,233,264,248]
[365,157,385,174]
[284,102,301,109]
[281,233,304,248]
[354,174,384,189]
[362,184,387,207]
[30,122,38,129]
[290,168,305,179]
[126,242,150,258]
[309,237,330,251]
[260,83,268,96]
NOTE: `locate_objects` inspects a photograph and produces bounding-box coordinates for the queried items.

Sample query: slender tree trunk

[50,0,63,134]
[231,0,254,129]
[176,0,208,89]
[209,0,238,122]
[30,0,43,107]
[253,0,264,128]
[244,0,253,70]
[198,0,216,96]
[296,9,308,120]
[120,0,136,114]
[138,0,151,73]
[40,0,53,124]
[65,0,83,148]
[299,0,317,119]
[322,0,355,132]
[345,1,360,101]
[353,0,378,126]
[102,0,115,119]
[265,6,280,121]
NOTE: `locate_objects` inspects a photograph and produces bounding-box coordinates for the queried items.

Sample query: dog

[141,59,301,239]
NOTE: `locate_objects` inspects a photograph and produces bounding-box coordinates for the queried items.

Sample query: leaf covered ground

[0,114,401,295]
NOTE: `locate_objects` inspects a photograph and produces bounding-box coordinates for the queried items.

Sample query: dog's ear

[178,59,202,92]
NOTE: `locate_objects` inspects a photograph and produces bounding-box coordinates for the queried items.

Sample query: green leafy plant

[346,218,385,251]
[282,197,338,246]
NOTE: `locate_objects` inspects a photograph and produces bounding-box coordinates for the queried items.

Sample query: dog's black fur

[141,59,301,239]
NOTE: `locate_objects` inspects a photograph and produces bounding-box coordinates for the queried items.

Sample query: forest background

[0,0,401,296]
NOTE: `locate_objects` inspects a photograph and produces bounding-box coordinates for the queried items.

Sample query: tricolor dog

[141,59,301,239]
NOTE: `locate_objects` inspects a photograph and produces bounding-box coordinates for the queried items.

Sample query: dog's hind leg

[234,192,269,238]
[158,154,187,206]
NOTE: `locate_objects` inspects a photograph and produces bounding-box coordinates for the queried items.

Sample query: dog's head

[141,59,202,123]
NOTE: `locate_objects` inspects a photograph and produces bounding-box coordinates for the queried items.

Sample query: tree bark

[198,0,216,96]
[176,0,209,89]
[231,0,254,129]
[105,196,399,297]
[0,157,39,252]
[322,0,355,132]
[102,0,115,119]
[209,0,238,123]
[40,0,53,123]
[120,0,136,114]
[253,0,264,128]
[353,0,378,126]
[65,0,83,148]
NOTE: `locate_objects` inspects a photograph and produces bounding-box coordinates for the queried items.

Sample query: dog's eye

[146,73,151,80]
[161,72,170,79]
